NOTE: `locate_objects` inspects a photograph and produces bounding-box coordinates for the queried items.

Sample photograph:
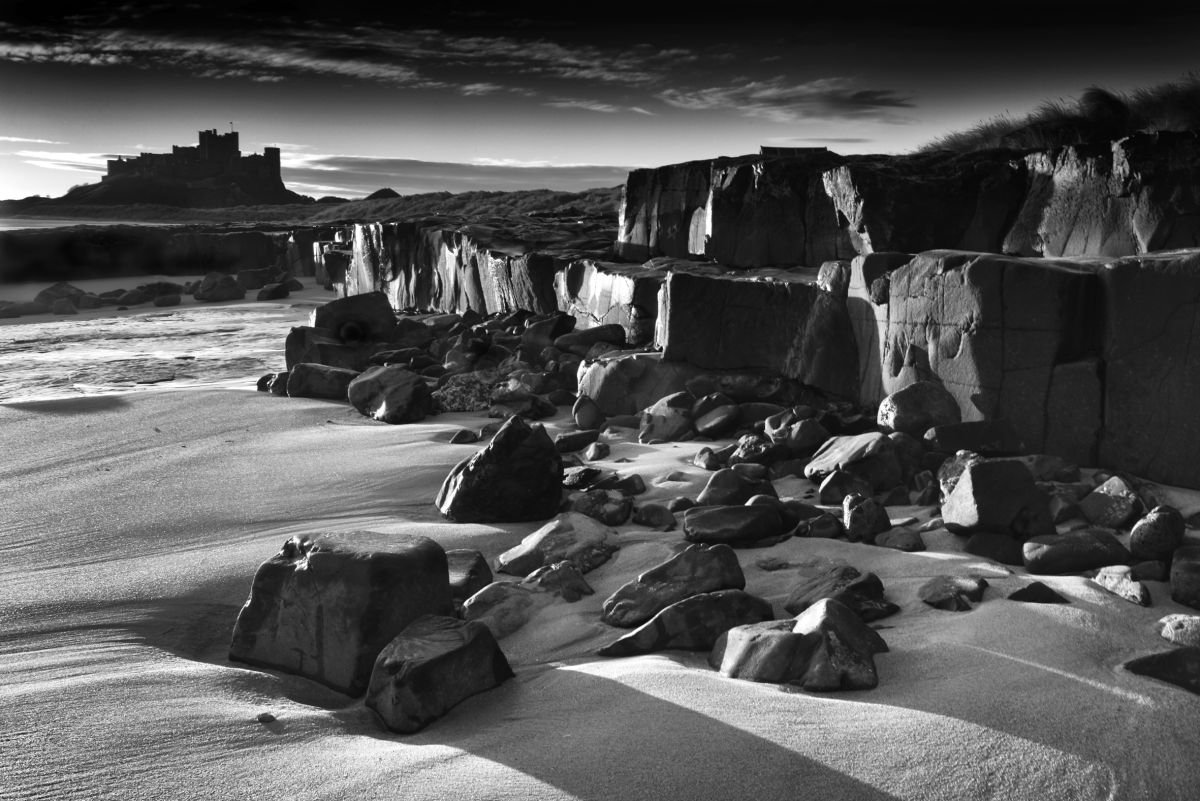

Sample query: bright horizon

[3,2,1200,201]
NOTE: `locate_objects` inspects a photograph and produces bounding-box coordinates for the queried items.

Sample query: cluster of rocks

[0,269,306,318]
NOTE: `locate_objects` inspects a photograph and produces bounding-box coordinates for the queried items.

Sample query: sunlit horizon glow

[2,2,1199,200]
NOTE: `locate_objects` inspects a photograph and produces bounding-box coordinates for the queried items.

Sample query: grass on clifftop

[920,72,1200,153]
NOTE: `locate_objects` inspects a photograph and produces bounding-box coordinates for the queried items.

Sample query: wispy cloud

[0,135,67,144]
[12,149,111,173]
[659,76,914,123]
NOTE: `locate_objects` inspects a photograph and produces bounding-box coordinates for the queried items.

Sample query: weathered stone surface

[286,362,359,401]
[656,267,859,400]
[876,380,961,437]
[1157,615,1200,647]
[312,290,397,342]
[1092,565,1151,606]
[1007,581,1070,604]
[883,251,1100,458]
[601,543,745,628]
[346,365,433,424]
[638,391,695,443]
[1170,545,1200,610]
[446,549,493,604]
[696,468,776,506]
[1079,476,1141,528]
[1023,528,1131,575]
[1123,647,1200,695]
[194,271,246,302]
[522,560,594,602]
[682,505,786,547]
[436,415,563,523]
[570,489,633,526]
[1130,505,1186,562]
[804,432,901,491]
[941,460,1055,541]
[576,351,701,417]
[366,615,513,733]
[572,394,606,430]
[284,325,378,372]
[554,260,663,347]
[432,371,498,413]
[631,503,677,530]
[843,493,891,544]
[918,575,989,611]
[711,597,888,690]
[817,470,873,506]
[783,565,899,621]
[596,589,774,657]
[229,531,453,696]
[495,512,617,577]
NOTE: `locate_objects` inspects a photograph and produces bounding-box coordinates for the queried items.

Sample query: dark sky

[2,1,1198,199]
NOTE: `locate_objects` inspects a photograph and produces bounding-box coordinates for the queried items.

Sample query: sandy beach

[2,291,1200,801]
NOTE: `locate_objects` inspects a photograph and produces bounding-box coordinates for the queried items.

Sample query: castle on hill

[105,129,281,183]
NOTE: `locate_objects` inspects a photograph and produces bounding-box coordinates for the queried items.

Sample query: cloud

[0,135,66,144]
[280,153,631,196]
[545,99,622,113]
[658,76,914,123]
[765,136,877,144]
[13,149,111,173]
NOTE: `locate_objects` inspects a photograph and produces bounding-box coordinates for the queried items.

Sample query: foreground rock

[941,459,1055,540]
[782,565,899,621]
[601,544,745,628]
[365,615,513,733]
[710,598,888,691]
[596,589,773,657]
[682,505,786,547]
[463,561,594,638]
[229,532,453,696]
[347,365,433,424]
[436,415,563,523]
[1023,528,1131,574]
[1123,647,1200,695]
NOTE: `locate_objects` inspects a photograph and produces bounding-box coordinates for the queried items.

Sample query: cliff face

[618,134,1200,267]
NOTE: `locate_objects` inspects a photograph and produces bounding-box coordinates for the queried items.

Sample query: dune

[2,363,1200,800]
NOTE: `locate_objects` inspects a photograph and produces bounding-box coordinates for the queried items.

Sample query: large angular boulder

[311,291,397,342]
[446,549,493,604]
[601,543,745,628]
[229,532,453,696]
[495,512,617,577]
[638,391,695,443]
[436,415,563,523]
[710,598,888,690]
[1023,528,1131,575]
[875,380,961,436]
[1130,505,1186,563]
[347,365,433,424]
[696,468,776,506]
[803,432,902,491]
[284,325,378,372]
[193,271,246,302]
[941,459,1055,541]
[1078,476,1141,528]
[596,589,774,657]
[365,615,513,733]
[575,352,702,417]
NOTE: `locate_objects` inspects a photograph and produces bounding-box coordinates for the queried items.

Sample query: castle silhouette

[105,129,281,183]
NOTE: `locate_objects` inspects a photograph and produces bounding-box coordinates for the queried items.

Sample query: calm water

[0,217,187,231]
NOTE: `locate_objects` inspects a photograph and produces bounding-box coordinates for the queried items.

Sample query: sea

[0,217,184,231]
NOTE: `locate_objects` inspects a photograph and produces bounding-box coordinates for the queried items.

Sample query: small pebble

[256,712,276,724]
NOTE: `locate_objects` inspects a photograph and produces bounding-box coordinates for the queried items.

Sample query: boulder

[575,352,700,417]
[495,512,617,576]
[229,531,453,696]
[682,505,786,547]
[696,467,776,506]
[842,493,891,544]
[554,429,601,453]
[1023,528,1131,574]
[941,459,1055,541]
[1130,505,1186,562]
[257,282,290,301]
[311,291,397,343]
[572,394,606,430]
[446,549,493,604]
[710,598,888,690]
[817,471,873,506]
[782,564,899,621]
[1092,565,1151,606]
[286,363,359,401]
[875,380,961,437]
[803,432,902,491]
[50,297,78,314]
[601,543,745,628]
[284,325,378,372]
[432,371,499,413]
[1079,476,1141,528]
[34,280,86,307]
[638,391,695,443]
[436,415,563,523]
[631,503,677,530]
[153,293,181,307]
[596,589,774,657]
[347,365,433,424]
[1007,581,1070,604]
[963,532,1025,566]
[194,271,246,302]
[918,575,989,611]
[365,615,513,733]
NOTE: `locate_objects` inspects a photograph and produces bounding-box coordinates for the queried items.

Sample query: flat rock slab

[597,589,773,657]
[682,505,785,547]
[1123,647,1200,695]
[229,531,453,696]
[711,597,888,691]
[366,615,514,733]
[601,543,745,628]
[783,564,899,622]
[1023,528,1131,575]
[496,512,617,577]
